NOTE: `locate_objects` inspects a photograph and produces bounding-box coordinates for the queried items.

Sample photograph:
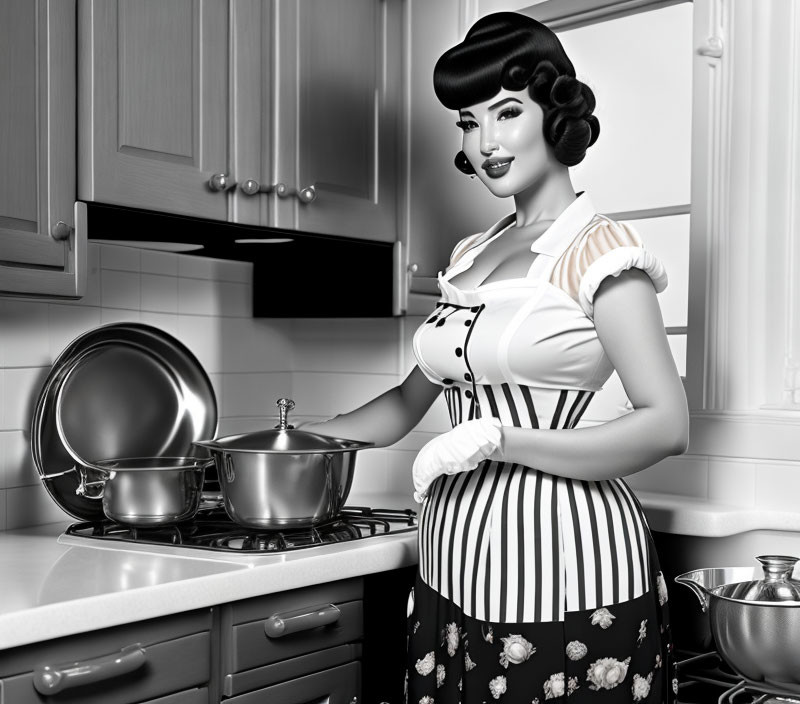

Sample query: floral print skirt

[405,571,677,704]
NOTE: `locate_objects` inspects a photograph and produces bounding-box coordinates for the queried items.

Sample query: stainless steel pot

[676,555,800,693]
[76,457,211,526]
[193,398,373,529]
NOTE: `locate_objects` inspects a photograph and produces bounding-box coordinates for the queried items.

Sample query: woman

[306,12,687,703]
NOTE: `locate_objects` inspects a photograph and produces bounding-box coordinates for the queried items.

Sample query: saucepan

[675,555,800,693]
[194,398,373,529]
[54,367,215,526]
[72,456,214,526]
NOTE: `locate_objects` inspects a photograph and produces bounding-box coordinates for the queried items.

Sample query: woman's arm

[302,366,442,447]
[498,268,689,480]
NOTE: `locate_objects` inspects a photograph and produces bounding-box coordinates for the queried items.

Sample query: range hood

[86,202,397,318]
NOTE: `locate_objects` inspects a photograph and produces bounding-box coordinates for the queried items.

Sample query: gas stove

[677,650,800,703]
[62,506,417,555]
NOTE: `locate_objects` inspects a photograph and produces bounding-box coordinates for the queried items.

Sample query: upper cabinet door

[271,0,401,243]
[0,0,85,298]
[78,0,230,220]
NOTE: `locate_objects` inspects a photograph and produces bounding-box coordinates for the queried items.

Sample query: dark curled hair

[434,12,599,171]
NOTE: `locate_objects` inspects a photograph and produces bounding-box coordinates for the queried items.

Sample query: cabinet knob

[50,221,73,241]
[276,183,317,204]
[208,173,236,192]
[407,263,419,274]
[241,179,283,196]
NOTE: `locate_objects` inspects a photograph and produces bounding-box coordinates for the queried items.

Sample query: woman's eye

[497,108,521,122]
[456,120,478,133]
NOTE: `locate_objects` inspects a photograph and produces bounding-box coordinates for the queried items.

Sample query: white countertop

[636,491,800,537]
[0,493,419,651]
[3,490,797,651]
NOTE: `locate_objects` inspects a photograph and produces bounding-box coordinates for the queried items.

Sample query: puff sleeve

[552,218,668,319]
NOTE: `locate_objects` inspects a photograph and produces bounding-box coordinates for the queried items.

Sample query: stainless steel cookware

[74,456,213,526]
[194,399,373,529]
[676,555,800,693]
[32,323,217,522]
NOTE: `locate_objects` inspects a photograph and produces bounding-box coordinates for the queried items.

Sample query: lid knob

[744,555,800,602]
[276,398,296,431]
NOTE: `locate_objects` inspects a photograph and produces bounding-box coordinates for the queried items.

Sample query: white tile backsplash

[3,241,797,530]
[141,274,178,313]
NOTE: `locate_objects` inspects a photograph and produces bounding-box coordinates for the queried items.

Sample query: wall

[0,243,449,531]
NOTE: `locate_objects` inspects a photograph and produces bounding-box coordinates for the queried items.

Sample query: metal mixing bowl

[676,555,800,693]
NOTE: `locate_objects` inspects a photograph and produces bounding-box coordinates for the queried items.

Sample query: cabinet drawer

[226,661,360,704]
[0,611,211,704]
[232,601,362,674]
[225,579,363,674]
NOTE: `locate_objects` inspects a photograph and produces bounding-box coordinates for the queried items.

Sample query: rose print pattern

[589,607,616,629]
[637,619,648,646]
[488,675,507,700]
[565,640,587,661]
[542,672,564,700]
[586,656,631,691]
[499,634,535,668]
[436,664,446,688]
[406,566,676,704]
[416,652,436,676]
[567,676,579,695]
[631,672,653,701]
[444,622,461,656]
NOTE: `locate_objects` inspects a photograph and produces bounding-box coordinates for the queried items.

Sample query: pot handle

[264,603,341,638]
[674,573,711,613]
[75,465,109,499]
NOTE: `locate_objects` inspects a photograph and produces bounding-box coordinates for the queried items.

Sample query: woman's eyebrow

[459,110,476,118]
[488,97,523,111]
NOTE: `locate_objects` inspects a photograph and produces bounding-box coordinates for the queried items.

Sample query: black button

[426,315,438,324]
[464,320,472,326]
[470,306,480,312]
[436,319,446,327]
[465,390,473,398]
[442,378,454,385]
[464,373,472,382]
[455,347,463,357]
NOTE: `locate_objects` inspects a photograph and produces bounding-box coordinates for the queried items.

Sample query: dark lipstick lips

[481,157,515,179]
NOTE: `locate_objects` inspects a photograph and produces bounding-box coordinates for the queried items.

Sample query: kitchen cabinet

[219,578,363,702]
[0,0,86,298]
[79,0,401,244]
[0,610,213,704]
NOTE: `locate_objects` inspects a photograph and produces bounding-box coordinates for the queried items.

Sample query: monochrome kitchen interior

[2,0,800,702]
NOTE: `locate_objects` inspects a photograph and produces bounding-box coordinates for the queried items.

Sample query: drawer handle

[33,643,146,695]
[264,603,341,638]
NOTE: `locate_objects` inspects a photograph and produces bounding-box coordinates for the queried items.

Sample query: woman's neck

[512,165,576,230]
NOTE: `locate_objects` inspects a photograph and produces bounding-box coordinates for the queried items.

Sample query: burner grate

[677,651,800,704]
[64,506,417,553]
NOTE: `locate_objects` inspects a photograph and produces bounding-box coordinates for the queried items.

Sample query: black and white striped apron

[418,383,652,624]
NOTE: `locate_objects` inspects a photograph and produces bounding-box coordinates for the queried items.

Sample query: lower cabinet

[0,578,371,704]
[220,578,364,702]
[0,610,212,704]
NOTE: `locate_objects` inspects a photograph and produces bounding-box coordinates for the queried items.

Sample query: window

[525,0,695,422]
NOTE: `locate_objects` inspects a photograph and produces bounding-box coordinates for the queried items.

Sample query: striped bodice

[418,383,653,623]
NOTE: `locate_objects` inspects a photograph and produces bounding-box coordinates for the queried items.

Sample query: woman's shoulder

[552,215,667,318]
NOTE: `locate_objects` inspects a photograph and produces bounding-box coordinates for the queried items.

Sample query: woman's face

[458,87,557,199]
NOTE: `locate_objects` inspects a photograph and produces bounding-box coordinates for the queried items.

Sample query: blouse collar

[528,192,597,258]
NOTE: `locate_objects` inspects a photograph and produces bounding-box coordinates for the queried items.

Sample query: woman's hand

[412,417,503,502]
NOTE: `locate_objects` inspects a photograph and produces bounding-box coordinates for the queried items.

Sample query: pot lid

[194,398,373,454]
[714,555,800,603]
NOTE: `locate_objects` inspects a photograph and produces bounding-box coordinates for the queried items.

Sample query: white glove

[412,417,503,502]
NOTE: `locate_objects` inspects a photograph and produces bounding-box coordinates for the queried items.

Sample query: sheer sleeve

[550,217,668,319]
